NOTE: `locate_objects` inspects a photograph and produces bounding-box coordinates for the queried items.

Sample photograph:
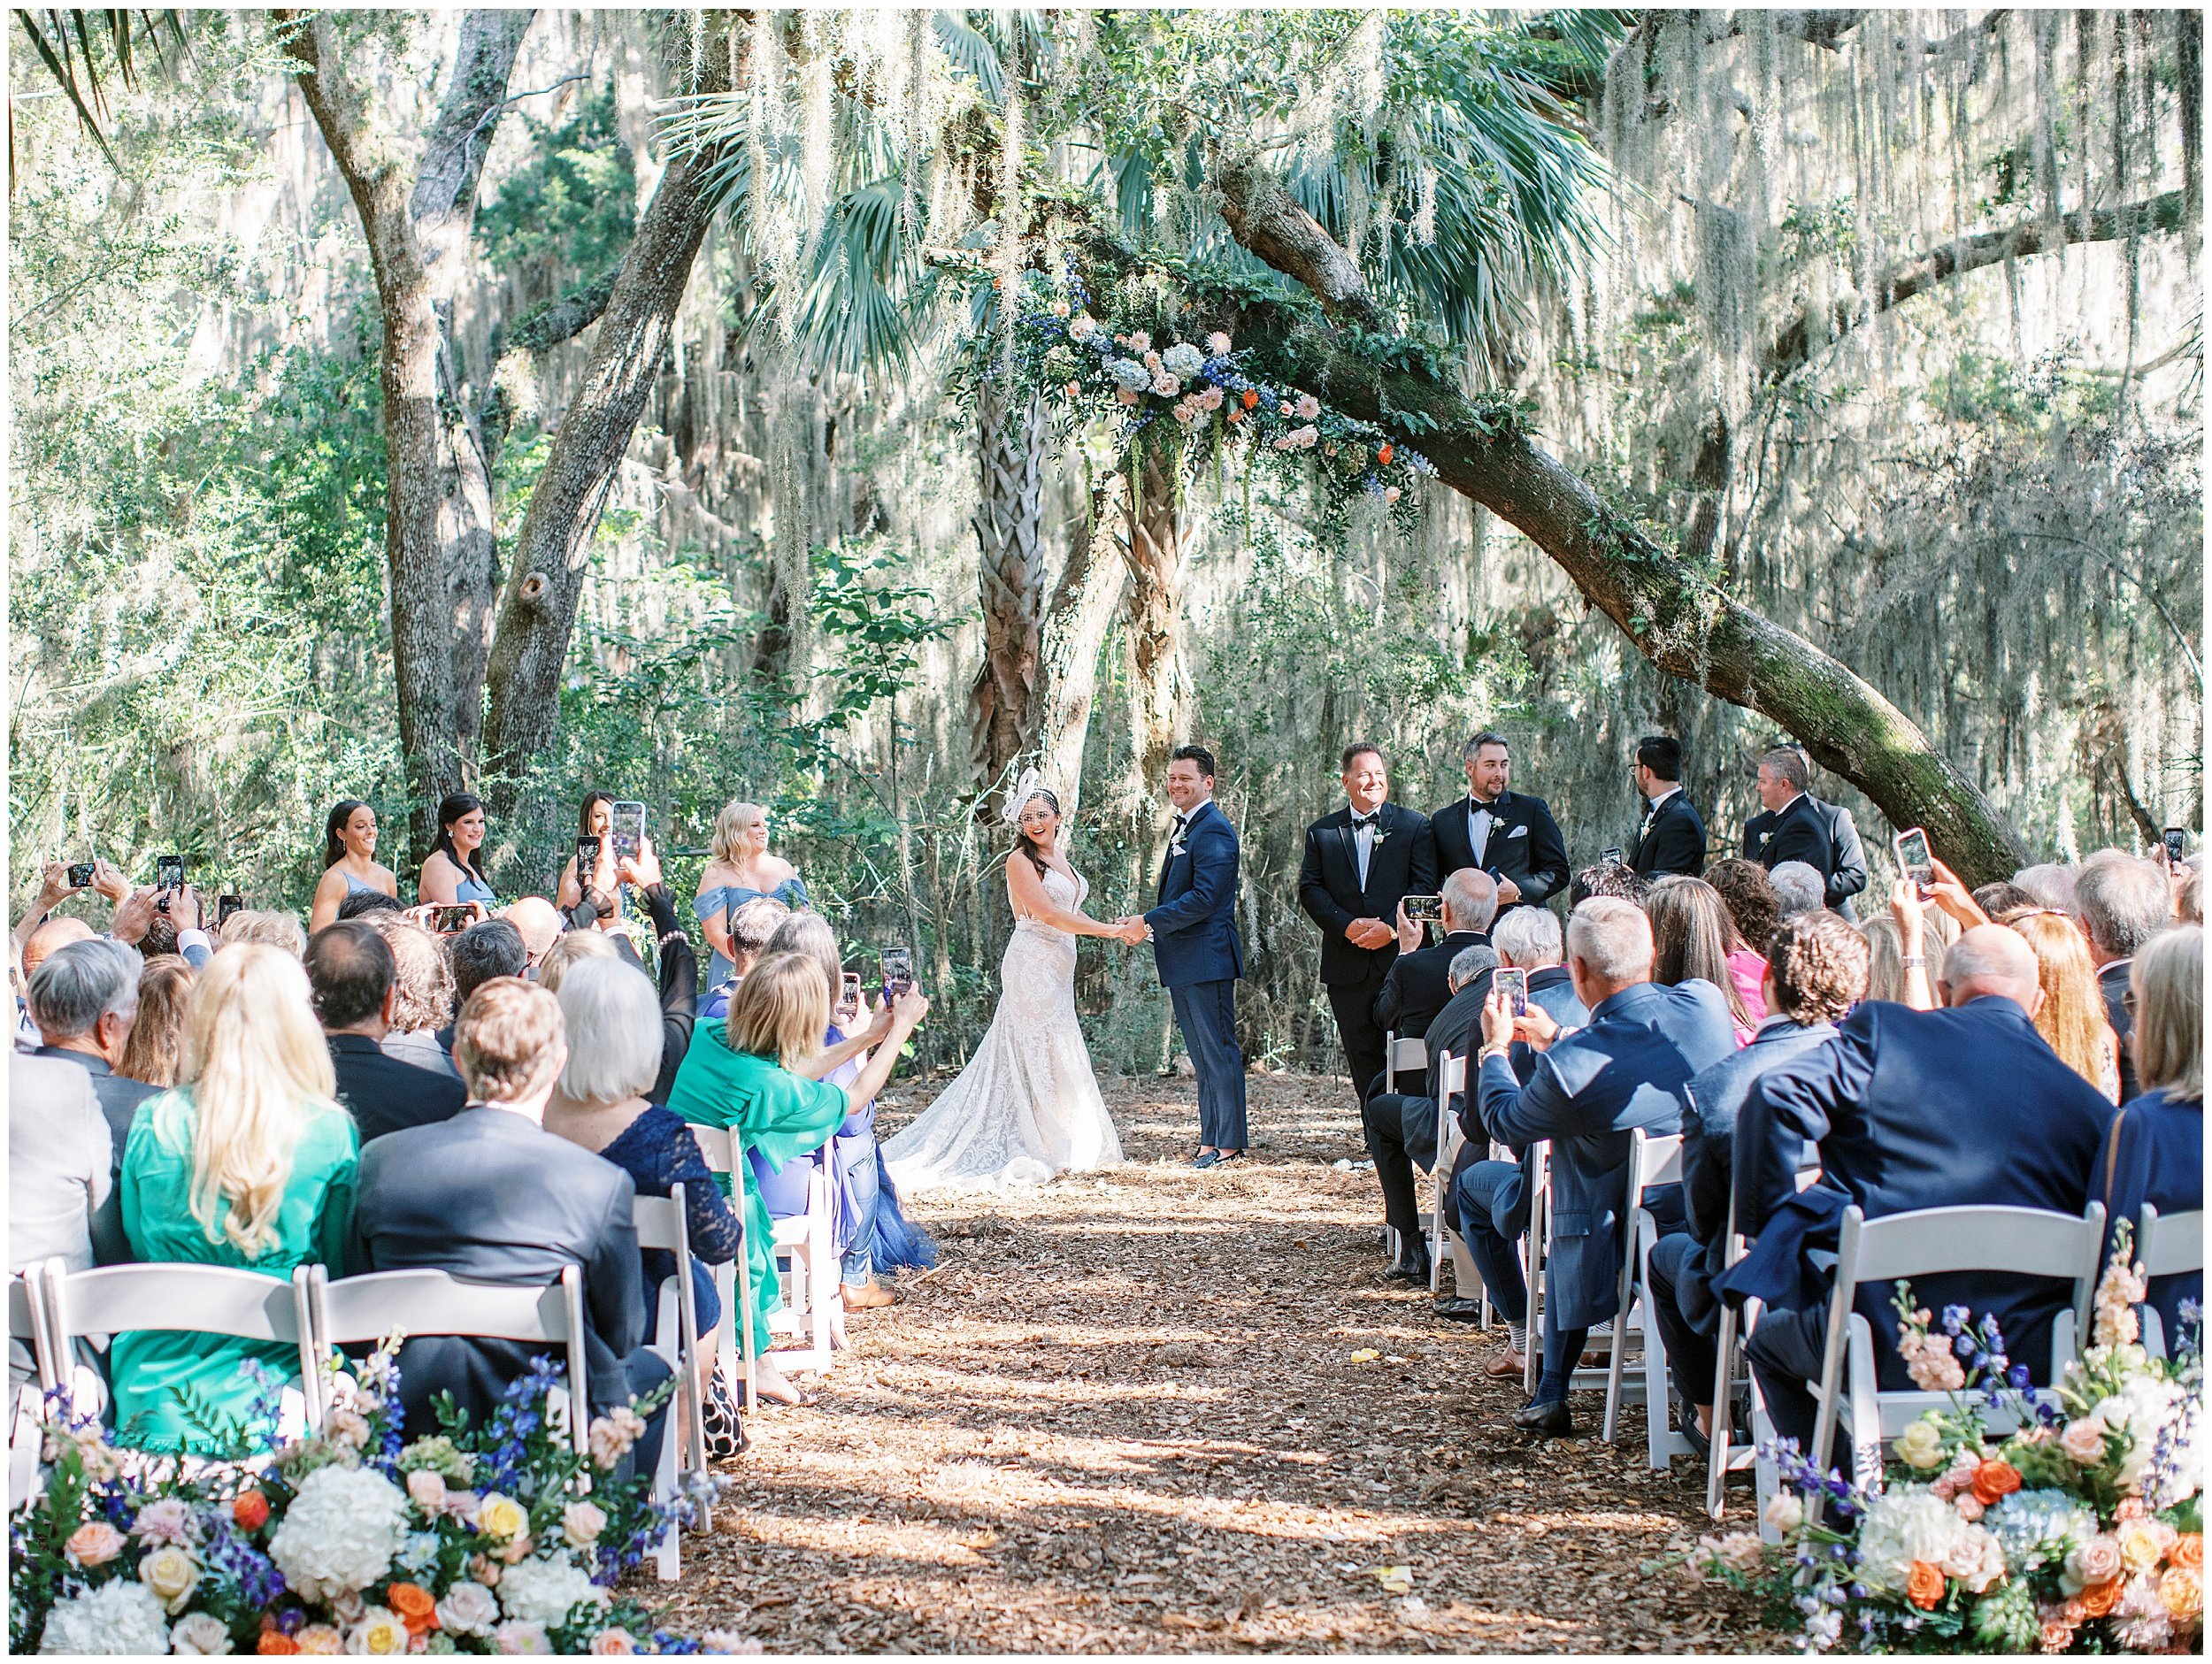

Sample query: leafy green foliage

[474,87,638,289]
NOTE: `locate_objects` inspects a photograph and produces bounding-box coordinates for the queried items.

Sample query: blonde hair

[218,909,307,958]
[2131,925,2202,1102]
[453,978,566,1104]
[536,928,618,993]
[1862,916,1947,1004]
[2009,910,2118,1098]
[720,951,827,1070]
[169,945,340,1258]
[118,955,194,1088]
[710,800,767,867]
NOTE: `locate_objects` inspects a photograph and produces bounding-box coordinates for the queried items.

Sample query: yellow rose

[2119,1520,2168,1576]
[347,1608,409,1655]
[1894,1418,1947,1470]
[475,1491,527,1541]
[137,1544,201,1614]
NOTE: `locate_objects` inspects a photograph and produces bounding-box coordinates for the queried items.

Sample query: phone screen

[577,835,603,872]
[1495,966,1529,1016]
[840,972,863,1011]
[1404,894,1441,924]
[156,855,184,893]
[610,802,645,862]
[218,894,242,927]
[1894,827,1932,886]
[436,905,475,934]
[881,946,914,993]
[1601,847,1624,866]
[66,862,96,889]
[2164,828,2187,863]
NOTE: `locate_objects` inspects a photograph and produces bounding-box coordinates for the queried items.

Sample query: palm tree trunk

[1121,434,1186,807]
[1033,476,1129,823]
[967,377,1048,801]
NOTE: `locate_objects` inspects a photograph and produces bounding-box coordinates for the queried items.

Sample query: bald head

[22,916,95,978]
[500,896,565,966]
[1937,925,2043,1012]
[1441,868,1499,936]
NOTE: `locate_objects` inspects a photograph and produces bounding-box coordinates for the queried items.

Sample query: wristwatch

[1900,953,1927,969]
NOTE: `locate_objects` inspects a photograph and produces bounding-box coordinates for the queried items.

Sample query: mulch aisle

[655,1073,1773,1652]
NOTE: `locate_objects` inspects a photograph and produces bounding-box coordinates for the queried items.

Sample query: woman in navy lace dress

[544,956,746,1452]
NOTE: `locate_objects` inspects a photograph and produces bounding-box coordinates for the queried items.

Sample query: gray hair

[1492,905,1564,970]
[729,896,791,961]
[1447,944,1498,993]
[1769,862,1825,918]
[1938,924,2041,1003]
[1440,867,1499,936]
[2010,863,2078,916]
[29,938,142,1039]
[1757,746,1809,792]
[764,912,842,1008]
[554,955,664,1107]
[1566,897,1655,985]
[2074,852,2170,959]
[218,909,306,958]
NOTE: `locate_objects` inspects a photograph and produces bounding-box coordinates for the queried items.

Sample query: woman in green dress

[665,950,926,1405]
[111,944,358,1451]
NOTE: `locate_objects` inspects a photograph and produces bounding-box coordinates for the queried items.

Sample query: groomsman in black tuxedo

[1427,732,1568,916]
[1628,735,1707,878]
[1740,744,1868,916]
[1297,743,1437,1123]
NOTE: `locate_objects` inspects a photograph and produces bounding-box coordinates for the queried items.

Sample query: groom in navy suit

[1126,746,1248,1169]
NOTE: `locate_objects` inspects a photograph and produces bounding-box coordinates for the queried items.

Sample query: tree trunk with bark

[1202,157,2034,882]
[1033,475,1130,824]
[1121,434,1186,802]
[282,8,534,857]
[968,377,1049,798]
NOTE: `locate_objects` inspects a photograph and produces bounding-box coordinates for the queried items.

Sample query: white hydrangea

[1103,357,1150,393]
[266,1465,411,1601]
[1855,1485,1970,1593]
[2112,1374,2183,1489]
[38,1579,173,1655]
[1160,342,1203,378]
[496,1552,609,1629]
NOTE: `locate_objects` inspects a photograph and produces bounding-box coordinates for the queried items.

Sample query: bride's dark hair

[1011,790,1061,876]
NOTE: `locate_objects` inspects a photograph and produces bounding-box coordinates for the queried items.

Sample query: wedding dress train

[881,865,1123,1192]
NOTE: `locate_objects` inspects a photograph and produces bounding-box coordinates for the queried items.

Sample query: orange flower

[1971,1460,2023,1505]
[1225,406,1242,423]
[1240,389,1258,410]
[386,1583,438,1636]
[257,1637,302,1656]
[233,1489,270,1530]
[2078,1578,2122,1619]
[1377,443,1394,464]
[1906,1560,1946,1609]
[2173,1534,2205,1570]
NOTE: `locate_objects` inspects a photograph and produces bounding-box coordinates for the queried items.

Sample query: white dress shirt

[1350,805,1379,890]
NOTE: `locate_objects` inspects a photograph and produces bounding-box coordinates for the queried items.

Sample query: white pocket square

[1507,824,1529,839]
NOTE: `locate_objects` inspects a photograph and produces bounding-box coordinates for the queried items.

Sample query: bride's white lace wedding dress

[882,864,1123,1192]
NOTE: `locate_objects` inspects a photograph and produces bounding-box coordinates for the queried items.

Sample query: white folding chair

[308,1266,591,1456]
[39,1260,319,1438]
[632,1187,712,1568]
[766,1167,837,1376]
[1807,1203,2106,1504]
[1604,1129,1692,1464]
[1522,1141,1550,1395]
[2136,1205,2203,1359]
[9,1269,53,1511]
[1708,1140,1825,1522]
[1426,1053,1476,1296]
[687,1125,757,1414]
[1379,1033,1429,1265]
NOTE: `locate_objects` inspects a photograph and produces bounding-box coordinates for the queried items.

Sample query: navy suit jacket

[1479,978,1736,1327]
[1631,791,1707,878]
[2091,1086,2203,1343]
[1144,798,1244,987]
[1734,996,2116,1386]
[2099,960,2141,1104]
[328,1033,468,1145]
[349,1107,652,1430]
[1428,791,1568,909]
[1374,930,1489,1038]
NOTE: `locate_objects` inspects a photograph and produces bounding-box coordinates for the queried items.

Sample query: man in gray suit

[348,978,670,1473]
[10,1051,127,1399]
[27,939,161,1167]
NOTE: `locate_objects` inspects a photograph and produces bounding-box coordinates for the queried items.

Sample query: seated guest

[336,889,406,922]
[1374,868,1498,1041]
[2178,860,2202,925]
[1646,913,1867,1446]
[113,947,358,1451]
[28,939,160,1162]
[1973,879,2034,918]
[699,895,792,1020]
[614,840,698,1101]
[2075,851,2172,1104]
[1362,942,1496,1292]
[2008,909,2121,1101]
[1863,911,1940,1008]
[10,1052,127,1399]
[2093,926,2202,1342]
[1474,899,1735,1435]
[359,913,459,1081]
[539,928,619,990]
[543,957,746,1454]
[1733,926,2116,1457]
[21,914,95,984]
[665,953,926,1406]
[310,800,399,933]
[305,921,466,1143]
[1706,858,1781,1023]
[1767,861,1825,921]
[349,978,671,1474]
[116,955,191,1089]
[1440,908,1588,1350]
[2012,862,2078,916]
[1647,876,1759,1045]
[501,897,565,978]
[217,909,307,958]
[439,919,527,1050]
[1569,859,1647,907]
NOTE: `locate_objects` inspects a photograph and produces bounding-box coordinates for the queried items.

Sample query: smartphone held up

[1893,826,1933,897]
[1494,966,1529,1017]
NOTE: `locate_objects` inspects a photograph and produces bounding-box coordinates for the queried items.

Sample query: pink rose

[589,1629,639,1655]
[1955,1494,1985,1522]
[406,1468,447,1511]
[2061,1417,2109,1465]
[2071,1534,2125,1586]
[66,1522,127,1566]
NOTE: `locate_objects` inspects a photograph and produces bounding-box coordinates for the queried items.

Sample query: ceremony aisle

[658,1074,1770,1652]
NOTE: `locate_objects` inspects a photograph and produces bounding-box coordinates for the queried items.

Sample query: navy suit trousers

[1171,979,1248,1150]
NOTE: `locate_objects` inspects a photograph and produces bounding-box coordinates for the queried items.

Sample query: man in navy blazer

[1133,746,1248,1168]
[1428,732,1568,916]
[1732,926,2116,1454]
[1475,898,1736,1436]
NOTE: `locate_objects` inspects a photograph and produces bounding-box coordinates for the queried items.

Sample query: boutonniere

[1371,822,1391,847]
[1168,834,1188,857]
[1757,830,1771,847]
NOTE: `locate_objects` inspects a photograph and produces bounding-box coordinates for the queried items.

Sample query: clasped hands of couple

[1102,915,1154,946]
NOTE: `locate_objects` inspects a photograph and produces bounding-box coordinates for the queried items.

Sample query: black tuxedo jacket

[1630,790,1708,878]
[328,1033,468,1145]
[1297,801,1437,986]
[1742,794,1836,879]
[1426,791,1568,907]
[1373,929,1489,1039]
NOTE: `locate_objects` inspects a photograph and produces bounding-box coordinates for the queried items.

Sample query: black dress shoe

[1432,1296,1487,1324]
[1511,1398,1573,1438]
[1388,1246,1432,1284]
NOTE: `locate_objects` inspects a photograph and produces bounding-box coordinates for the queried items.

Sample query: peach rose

[2060,1417,2109,1465]
[2172,1534,2204,1570]
[65,1521,127,1566]
[258,1635,303,1656]
[1954,1493,1985,1522]
[2038,1619,2073,1653]
[2161,1567,2202,1619]
[387,1583,437,1637]
[296,1625,344,1654]
[2079,1578,2122,1619]
[1907,1560,1946,1609]
[233,1488,271,1530]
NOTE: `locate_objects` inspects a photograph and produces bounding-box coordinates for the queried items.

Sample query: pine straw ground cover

[655,1072,1775,1652]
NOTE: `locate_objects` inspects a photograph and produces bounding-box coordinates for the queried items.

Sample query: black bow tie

[1171,812,1189,830]
[1352,812,1379,832]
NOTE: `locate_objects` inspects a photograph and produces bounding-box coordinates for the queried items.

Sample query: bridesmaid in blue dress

[694,800,808,1007]
[418,793,496,910]
[309,799,399,933]
[557,792,630,930]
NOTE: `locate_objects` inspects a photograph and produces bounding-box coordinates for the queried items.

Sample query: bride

[882,777,1128,1192]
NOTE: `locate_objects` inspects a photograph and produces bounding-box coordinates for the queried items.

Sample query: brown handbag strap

[2100,1106,2130,1222]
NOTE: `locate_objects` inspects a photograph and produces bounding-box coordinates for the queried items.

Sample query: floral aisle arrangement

[1673,1229,2203,1654]
[9,1346,740,1656]
[1004,269,1436,538]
